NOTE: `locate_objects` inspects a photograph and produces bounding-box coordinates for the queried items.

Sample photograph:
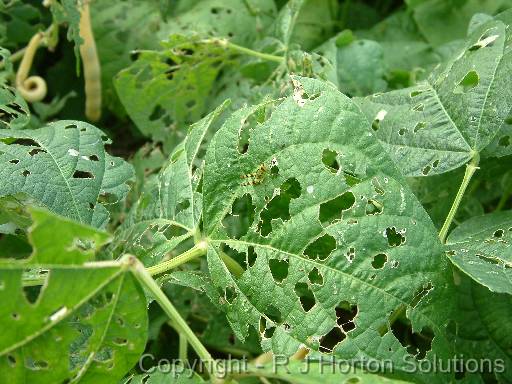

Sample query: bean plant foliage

[0,1,512,384]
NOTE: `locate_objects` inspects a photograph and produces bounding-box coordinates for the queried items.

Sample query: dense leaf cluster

[1,1,512,383]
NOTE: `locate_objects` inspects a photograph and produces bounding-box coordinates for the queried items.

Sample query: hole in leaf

[413,122,426,132]
[264,326,275,338]
[319,192,355,225]
[264,305,282,324]
[304,234,336,261]
[422,165,431,175]
[73,170,94,179]
[225,287,237,304]
[336,301,358,332]
[269,259,289,283]
[385,227,405,247]
[391,318,433,359]
[412,103,424,112]
[11,138,40,147]
[410,90,423,97]
[371,110,387,131]
[29,148,46,156]
[319,327,345,352]
[294,282,315,312]
[398,128,406,136]
[322,149,340,173]
[258,178,301,236]
[223,194,255,239]
[498,136,510,147]
[493,229,504,238]
[365,199,383,215]
[308,267,323,285]
[149,105,166,121]
[371,253,387,269]
[468,33,499,51]
[9,159,19,164]
[454,70,479,94]
[22,170,30,177]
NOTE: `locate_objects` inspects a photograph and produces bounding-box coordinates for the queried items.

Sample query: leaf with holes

[107,102,228,266]
[114,34,232,151]
[446,211,512,295]
[0,84,30,129]
[0,120,134,228]
[202,76,457,382]
[0,207,148,383]
[355,15,512,176]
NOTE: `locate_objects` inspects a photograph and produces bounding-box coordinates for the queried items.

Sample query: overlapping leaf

[450,275,512,383]
[446,211,512,295]
[202,77,456,382]
[355,15,512,176]
[0,208,148,384]
[0,120,134,228]
[108,102,228,266]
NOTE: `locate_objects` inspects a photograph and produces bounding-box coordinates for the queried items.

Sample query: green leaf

[48,0,82,65]
[355,18,512,176]
[316,36,387,96]
[446,211,512,294]
[202,76,456,381]
[450,274,512,383]
[108,102,228,266]
[114,35,231,150]
[0,120,134,228]
[158,0,276,47]
[0,83,30,129]
[90,0,162,114]
[0,208,148,384]
[406,0,509,46]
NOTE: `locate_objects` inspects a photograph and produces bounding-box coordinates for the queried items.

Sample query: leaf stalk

[128,255,217,377]
[439,154,480,243]
[147,241,208,276]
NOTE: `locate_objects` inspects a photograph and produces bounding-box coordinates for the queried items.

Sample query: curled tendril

[16,32,47,103]
[79,0,102,122]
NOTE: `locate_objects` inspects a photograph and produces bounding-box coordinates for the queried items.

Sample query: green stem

[147,241,207,276]
[205,39,284,63]
[128,255,216,376]
[179,331,188,361]
[439,155,480,243]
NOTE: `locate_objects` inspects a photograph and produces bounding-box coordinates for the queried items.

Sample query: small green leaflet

[355,15,512,176]
[202,76,456,382]
[446,211,512,295]
[0,120,134,228]
[108,101,228,266]
[0,208,148,384]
